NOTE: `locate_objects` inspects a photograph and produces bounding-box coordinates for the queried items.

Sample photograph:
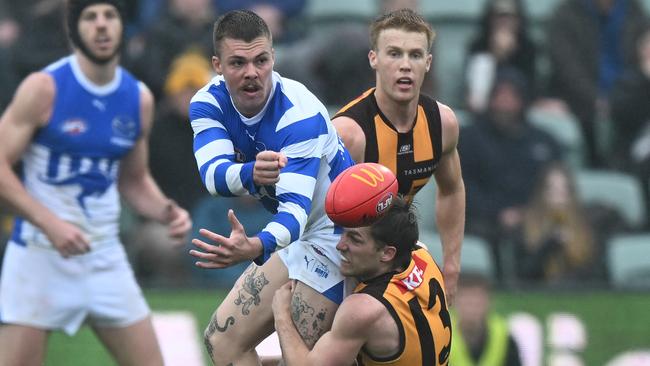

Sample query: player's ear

[368,50,378,70]
[212,55,223,75]
[426,53,432,72]
[381,245,397,262]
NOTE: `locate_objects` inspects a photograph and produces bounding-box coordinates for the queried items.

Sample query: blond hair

[370,8,435,51]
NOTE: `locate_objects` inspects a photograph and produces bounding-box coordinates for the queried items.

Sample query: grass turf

[45,289,650,365]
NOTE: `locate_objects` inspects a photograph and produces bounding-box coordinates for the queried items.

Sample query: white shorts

[277,238,353,305]
[0,242,150,335]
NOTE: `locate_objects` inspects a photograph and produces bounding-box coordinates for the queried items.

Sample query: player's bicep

[0,72,54,164]
[333,116,365,163]
[434,102,463,195]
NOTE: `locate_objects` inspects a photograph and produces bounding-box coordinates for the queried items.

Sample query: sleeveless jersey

[334,89,442,203]
[189,72,353,264]
[10,55,142,249]
[355,248,451,366]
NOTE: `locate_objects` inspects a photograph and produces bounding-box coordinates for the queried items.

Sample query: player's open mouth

[397,78,413,85]
[339,253,350,263]
[95,37,111,48]
[242,84,261,95]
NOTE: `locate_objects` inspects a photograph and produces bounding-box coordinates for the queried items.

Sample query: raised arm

[0,73,92,257]
[433,102,465,305]
[118,85,191,243]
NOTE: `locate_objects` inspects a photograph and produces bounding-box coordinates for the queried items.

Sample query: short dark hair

[369,195,419,270]
[370,8,435,51]
[212,10,272,56]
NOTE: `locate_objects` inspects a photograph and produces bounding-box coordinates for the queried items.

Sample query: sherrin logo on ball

[325,163,399,228]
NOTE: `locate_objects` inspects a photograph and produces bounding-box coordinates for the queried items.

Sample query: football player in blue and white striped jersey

[188,9,354,366]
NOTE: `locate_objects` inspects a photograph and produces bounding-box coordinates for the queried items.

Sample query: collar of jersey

[69,54,122,96]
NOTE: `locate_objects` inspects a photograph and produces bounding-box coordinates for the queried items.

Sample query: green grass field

[45,289,650,365]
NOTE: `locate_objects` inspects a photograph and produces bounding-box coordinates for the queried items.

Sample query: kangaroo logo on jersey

[111,116,137,147]
[350,165,385,187]
[61,119,88,136]
[39,166,114,218]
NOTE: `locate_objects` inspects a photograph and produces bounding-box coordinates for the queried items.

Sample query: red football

[325,163,398,228]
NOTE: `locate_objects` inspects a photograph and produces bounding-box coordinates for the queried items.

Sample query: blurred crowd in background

[1,0,650,293]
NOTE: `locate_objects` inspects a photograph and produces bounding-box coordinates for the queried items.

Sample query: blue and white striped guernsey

[10,55,143,249]
[189,72,353,264]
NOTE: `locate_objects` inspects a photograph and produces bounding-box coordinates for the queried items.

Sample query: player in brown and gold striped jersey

[273,196,452,366]
[332,9,465,305]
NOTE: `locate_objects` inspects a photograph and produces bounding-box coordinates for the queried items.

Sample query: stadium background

[0,0,649,365]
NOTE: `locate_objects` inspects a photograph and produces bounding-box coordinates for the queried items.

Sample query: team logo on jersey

[304,255,330,279]
[39,166,114,218]
[111,116,137,147]
[61,119,88,136]
[398,144,412,155]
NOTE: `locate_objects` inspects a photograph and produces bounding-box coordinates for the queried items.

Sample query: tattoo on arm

[290,291,329,348]
[234,266,270,315]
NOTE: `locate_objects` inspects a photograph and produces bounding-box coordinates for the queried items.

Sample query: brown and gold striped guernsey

[355,248,451,366]
[335,88,442,203]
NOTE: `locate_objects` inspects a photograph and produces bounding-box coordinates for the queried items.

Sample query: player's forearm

[436,184,465,275]
[0,162,59,230]
[200,160,257,197]
[275,311,312,366]
[119,173,172,223]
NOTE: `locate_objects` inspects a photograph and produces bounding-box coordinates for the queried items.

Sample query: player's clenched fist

[253,150,287,186]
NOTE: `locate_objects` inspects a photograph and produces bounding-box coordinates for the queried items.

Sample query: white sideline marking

[152,311,204,366]
[256,332,282,358]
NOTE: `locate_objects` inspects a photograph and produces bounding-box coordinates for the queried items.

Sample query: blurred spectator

[545,0,647,167]
[512,163,601,284]
[459,68,563,279]
[610,24,650,218]
[276,23,375,106]
[276,0,435,107]
[450,272,522,365]
[186,196,272,288]
[6,0,68,81]
[214,0,307,44]
[149,51,212,212]
[463,0,538,114]
[126,0,215,99]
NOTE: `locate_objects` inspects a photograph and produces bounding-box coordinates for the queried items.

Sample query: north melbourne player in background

[187,10,353,366]
[0,1,191,365]
[331,9,465,303]
[273,196,452,366]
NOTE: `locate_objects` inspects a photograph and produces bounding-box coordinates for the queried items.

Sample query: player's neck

[74,51,119,86]
[375,90,418,133]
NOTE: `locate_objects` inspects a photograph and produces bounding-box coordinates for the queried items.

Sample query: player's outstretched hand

[253,150,287,186]
[190,209,263,268]
[164,200,192,246]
